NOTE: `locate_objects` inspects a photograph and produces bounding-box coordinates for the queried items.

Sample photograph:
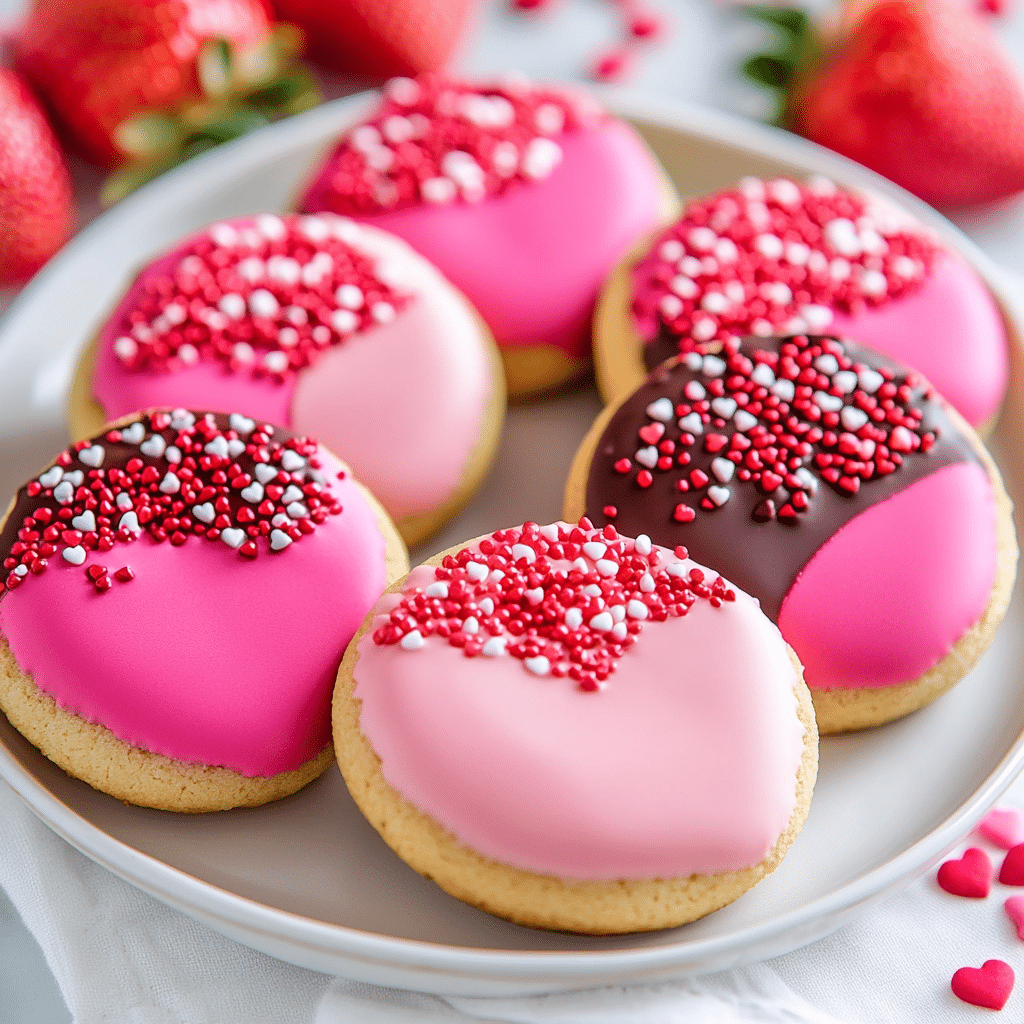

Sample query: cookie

[567,334,1017,733]
[296,74,677,399]
[334,520,817,933]
[0,410,408,812]
[69,213,505,548]
[594,175,1009,430]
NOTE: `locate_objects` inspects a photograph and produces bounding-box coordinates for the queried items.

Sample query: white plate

[1,92,1023,997]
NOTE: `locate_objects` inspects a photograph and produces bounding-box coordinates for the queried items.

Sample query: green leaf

[742,53,797,89]
[113,112,183,159]
[251,67,317,107]
[189,106,271,144]
[742,6,809,38]
[199,38,234,99]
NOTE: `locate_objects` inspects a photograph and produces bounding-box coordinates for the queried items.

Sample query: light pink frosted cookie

[297,74,676,398]
[335,520,817,933]
[595,175,1009,429]
[70,213,505,547]
[0,410,408,811]
[568,333,1017,732]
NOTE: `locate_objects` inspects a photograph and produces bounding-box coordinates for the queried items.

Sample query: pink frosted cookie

[567,334,1017,732]
[0,410,408,811]
[296,74,676,399]
[334,520,817,933]
[70,213,505,548]
[594,175,1009,429]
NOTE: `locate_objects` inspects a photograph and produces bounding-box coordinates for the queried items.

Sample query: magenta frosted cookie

[0,409,408,811]
[297,74,675,398]
[335,520,817,933]
[70,213,505,547]
[595,175,1009,429]
[568,334,1017,732]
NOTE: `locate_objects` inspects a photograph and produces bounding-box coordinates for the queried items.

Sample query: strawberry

[0,68,73,286]
[744,0,1024,208]
[15,0,317,187]
[270,0,476,79]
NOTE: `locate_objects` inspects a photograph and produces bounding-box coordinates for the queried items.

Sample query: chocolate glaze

[585,336,978,619]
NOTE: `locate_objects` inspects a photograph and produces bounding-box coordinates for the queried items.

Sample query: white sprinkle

[511,543,536,563]
[841,407,869,431]
[371,302,396,324]
[711,396,737,419]
[233,341,255,363]
[646,397,675,422]
[824,218,862,257]
[331,309,359,333]
[711,457,735,483]
[692,316,717,342]
[383,114,415,143]
[801,304,834,331]
[271,513,291,528]
[521,137,562,179]
[525,656,550,676]
[596,559,619,577]
[492,140,518,177]
[639,572,655,593]
[687,226,717,252]
[772,378,796,401]
[421,176,457,204]
[118,511,141,534]
[703,355,727,377]
[786,241,810,266]
[734,409,757,432]
[859,269,888,297]
[478,597,495,615]
[565,607,584,629]
[626,599,649,620]
[230,413,255,434]
[796,467,818,493]
[220,527,245,549]
[751,363,775,387]
[12,565,28,577]
[335,283,364,310]
[684,352,704,371]
[833,370,858,394]
[465,561,488,582]
[666,561,688,577]
[205,435,229,458]
[659,294,683,319]
[257,214,287,240]
[524,587,544,606]
[540,524,560,542]
[164,446,181,464]
[534,102,565,135]
[241,481,264,504]
[210,222,239,247]
[62,545,87,566]
[859,368,885,393]
[610,604,626,623]
[584,584,603,598]
[481,637,506,657]
[582,541,607,560]
[192,503,215,524]
[769,178,801,205]
[755,233,784,260]
[116,492,133,511]
[752,318,774,336]
[761,281,793,305]
[249,289,280,319]
[814,391,843,412]
[219,293,246,319]
[830,257,852,281]
[286,502,308,519]
[716,238,739,263]
[78,445,104,468]
[176,343,198,365]
[814,354,840,374]
[589,611,614,632]
[64,470,83,487]
[611,622,628,641]
[659,239,684,262]
[678,412,703,435]
[859,226,888,255]
[893,255,920,279]
[114,336,138,361]
[159,472,180,494]
[684,380,706,401]
[71,510,96,533]
[297,215,330,240]
[384,76,420,105]
[38,466,63,488]
[270,529,292,551]
[462,616,480,635]
[267,256,301,285]
[425,581,449,598]
[739,176,767,200]
[400,629,425,651]
[701,291,729,314]
[635,446,659,468]
[707,485,731,507]
[281,451,306,472]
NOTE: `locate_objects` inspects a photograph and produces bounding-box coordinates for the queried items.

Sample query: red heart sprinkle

[1000,844,1024,885]
[704,433,728,453]
[951,960,1014,1010]
[937,847,992,898]
[638,423,664,445]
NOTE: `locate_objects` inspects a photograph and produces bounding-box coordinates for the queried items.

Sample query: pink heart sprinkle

[1005,896,1024,941]
[1000,844,1024,886]
[951,960,1015,1010]
[938,847,992,898]
[981,808,1024,850]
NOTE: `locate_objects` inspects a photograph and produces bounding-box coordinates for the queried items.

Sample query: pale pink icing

[778,463,998,691]
[0,451,387,777]
[92,222,494,523]
[828,253,1008,428]
[304,121,667,357]
[354,553,806,881]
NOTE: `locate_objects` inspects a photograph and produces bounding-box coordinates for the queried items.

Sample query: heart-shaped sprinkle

[711,396,737,419]
[53,481,74,504]
[281,485,304,504]
[951,960,1014,1011]
[635,447,659,469]
[981,808,1024,850]
[140,434,166,458]
[582,541,607,560]
[62,546,86,565]
[1006,896,1024,941]
[707,485,731,507]
[159,472,181,494]
[38,466,63,488]
[118,511,140,534]
[164,445,182,464]
[78,445,104,467]
[120,423,145,445]
[400,629,425,650]
[525,587,544,605]
[240,482,264,504]
[227,439,245,459]
[72,511,96,532]
[525,655,551,676]
[481,637,506,657]
[220,528,245,549]
[638,422,665,445]
[170,409,195,429]
[205,435,229,458]
[678,411,703,434]
[938,847,992,898]
[646,397,675,422]
[192,503,216,524]
[711,457,734,483]
[1000,844,1024,886]
[229,413,255,434]
[281,450,306,471]
[270,529,292,551]
[255,463,278,484]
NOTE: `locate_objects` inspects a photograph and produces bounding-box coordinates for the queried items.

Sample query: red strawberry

[16,0,274,167]
[270,0,476,79]
[787,0,1024,207]
[0,68,74,286]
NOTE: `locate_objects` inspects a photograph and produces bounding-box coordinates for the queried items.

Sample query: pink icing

[92,221,494,524]
[0,450,387,777]
[828,253,1008,428]
[354,538,806,881]
[778,463,998,691]
[302,121,667,357]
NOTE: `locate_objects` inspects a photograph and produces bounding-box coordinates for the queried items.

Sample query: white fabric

[4,775,1024,1024]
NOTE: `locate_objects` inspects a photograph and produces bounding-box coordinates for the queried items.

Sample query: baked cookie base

[334,542,818,935]
[0,639,334,812]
